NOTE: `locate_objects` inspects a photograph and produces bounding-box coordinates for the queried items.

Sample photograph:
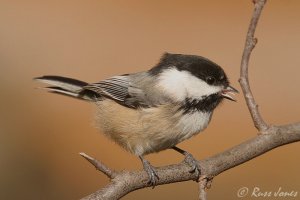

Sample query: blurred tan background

[1,0,300,199]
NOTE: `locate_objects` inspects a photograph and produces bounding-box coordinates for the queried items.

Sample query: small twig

[239,0,269,133]
[79,152,117,179]
[198,176,208,200]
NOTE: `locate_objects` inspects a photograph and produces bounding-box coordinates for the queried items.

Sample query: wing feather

[83,73,163,108]
[83,75,130,103]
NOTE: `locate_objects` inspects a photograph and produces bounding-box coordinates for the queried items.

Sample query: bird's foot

[172,146,201,180]
[139,156,159,188]
[184,152,201,181]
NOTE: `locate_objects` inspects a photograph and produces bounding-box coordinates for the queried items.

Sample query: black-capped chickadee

[35,53,238,186]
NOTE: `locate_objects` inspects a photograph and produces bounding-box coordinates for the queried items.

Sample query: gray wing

[83,73,161,108]
[84,75,129,102]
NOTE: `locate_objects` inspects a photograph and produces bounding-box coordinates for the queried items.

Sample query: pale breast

[174,111,212,142]
[95,99,212,156]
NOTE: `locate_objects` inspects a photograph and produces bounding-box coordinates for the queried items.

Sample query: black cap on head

[149,53,229,87]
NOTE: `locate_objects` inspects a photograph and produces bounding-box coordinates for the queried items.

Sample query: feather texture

[34,76,98,100]
[84,75,130,102]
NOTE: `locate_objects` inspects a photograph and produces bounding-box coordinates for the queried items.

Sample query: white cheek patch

[156,67,222,101]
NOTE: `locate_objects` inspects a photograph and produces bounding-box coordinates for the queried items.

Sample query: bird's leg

[172,146,201,180]
[139,156,159,188]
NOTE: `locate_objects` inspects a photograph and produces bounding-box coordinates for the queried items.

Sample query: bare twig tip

[79,152,92,160]
[79,152,116,179]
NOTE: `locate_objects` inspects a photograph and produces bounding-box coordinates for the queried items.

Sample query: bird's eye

[206,76,216,85]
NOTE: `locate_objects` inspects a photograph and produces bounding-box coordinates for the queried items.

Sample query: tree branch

[198,176,208,200]
[239,0,269,132]
[79,0,300,199]
[79,152,117,179]
[81,124,300,199]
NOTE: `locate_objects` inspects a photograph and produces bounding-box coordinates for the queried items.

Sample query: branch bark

[80,0,300,199]
[198,176,208,200]
[79,152,117,179]
[239,0,269,132]
[81,124,300,200]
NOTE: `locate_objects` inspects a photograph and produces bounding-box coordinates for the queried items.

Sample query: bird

[35,53,238,186]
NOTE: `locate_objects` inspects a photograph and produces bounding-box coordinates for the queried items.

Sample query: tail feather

[34,75,88,91]
[34,75,99,101]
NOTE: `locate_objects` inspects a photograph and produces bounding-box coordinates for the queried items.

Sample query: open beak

[221,86,239,101]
